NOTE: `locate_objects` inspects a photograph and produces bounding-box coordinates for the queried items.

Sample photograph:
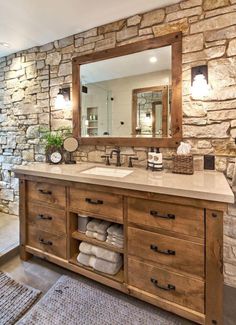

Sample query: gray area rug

[0,271,41,325]
[18,275,192,325]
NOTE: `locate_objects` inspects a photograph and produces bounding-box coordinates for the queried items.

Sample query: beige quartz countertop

[13,162,234,204]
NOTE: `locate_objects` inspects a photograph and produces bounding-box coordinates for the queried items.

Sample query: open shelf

[72,231,124,254]
[70,254,124,283]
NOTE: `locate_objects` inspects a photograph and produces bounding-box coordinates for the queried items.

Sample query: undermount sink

[81,166,133,178]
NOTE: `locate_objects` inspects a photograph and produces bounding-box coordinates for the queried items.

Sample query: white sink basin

[81,167,133,178]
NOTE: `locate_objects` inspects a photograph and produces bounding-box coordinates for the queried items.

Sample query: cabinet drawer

[128,258,204,313]
[27,181,66,209]
[27,203,66,235]
[27,225,67,259]
[128,198,204,238]
[69,188,123,223]
[128,227,204,278]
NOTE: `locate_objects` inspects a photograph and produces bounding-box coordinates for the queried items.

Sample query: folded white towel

[107,224,123,237]
[79,242,120,263]
[107,234,124,243]
[86,219,100,232]
[87,219,111,235]
[106,238,124,248]
[77,252,122,275]
[86,230,107,242]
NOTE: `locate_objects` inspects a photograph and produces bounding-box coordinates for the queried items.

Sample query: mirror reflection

[80,46,171,138]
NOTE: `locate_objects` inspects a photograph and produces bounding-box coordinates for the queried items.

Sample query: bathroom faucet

[110,147,121,167]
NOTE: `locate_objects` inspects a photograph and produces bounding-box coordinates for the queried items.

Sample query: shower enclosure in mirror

[72,33,182,147]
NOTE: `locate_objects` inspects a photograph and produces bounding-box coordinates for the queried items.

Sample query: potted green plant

[40,127,72,163]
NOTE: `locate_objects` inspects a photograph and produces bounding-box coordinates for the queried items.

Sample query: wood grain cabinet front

[127,197,204,238]
[27,225,67,259]
[69,187,123,223]
[128,258,205,314]
[27,181,66,209]
[27,203,66,235]
[18,175,226,325]
[128,227,204,278]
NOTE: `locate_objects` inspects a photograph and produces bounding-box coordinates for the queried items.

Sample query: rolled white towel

[77,252,122,275]
[106,238,124,248]
[85,230,107,242]
[87,219,100,231]
[87,219,111,235]
[79,242,120,263]
[93,255,122,275]
[106,234,124,243]
[107,224,123,237]
[77,252,91,266]
[96,220,111,235]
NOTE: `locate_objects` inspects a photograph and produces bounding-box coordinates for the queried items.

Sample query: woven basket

[172,154,194,175]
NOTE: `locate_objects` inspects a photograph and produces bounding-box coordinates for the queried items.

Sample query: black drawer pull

[39,238,53,246]
[150,210,175,219]
[38,189,52,195]
[150,244,175,255]
[150,278,175,291]
[85,198,103,205]
[36,214,52,221]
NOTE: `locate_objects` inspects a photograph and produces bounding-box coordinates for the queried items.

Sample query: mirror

[63,136,79,164]
[63,136,79,152]
[132,85,170,137]
[80,46,171,138]
[72,33,182,147]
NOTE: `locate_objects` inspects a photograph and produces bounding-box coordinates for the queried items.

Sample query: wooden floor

[0,255,236,325]
[0,213,19,257]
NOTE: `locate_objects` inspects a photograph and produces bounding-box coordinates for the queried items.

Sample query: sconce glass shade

[55,89,66,109]
[191,74,209,99]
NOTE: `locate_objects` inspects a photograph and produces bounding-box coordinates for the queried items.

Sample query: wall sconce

[55,87,71,109]
[191,65,209,99]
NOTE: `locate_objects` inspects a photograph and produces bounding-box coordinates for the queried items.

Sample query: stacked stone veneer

[0,0,236,285]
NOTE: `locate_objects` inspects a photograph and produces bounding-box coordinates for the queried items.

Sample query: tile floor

[1,255,236,325]
[0,213,19,257]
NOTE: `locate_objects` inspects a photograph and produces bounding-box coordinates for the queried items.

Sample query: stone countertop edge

[13,163,235,204]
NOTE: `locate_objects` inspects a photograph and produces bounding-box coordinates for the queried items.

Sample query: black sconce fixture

[55,87,71,109]
[191,65,209,98]
[48,63,71,130]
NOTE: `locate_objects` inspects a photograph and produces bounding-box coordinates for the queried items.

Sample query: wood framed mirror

[72,32,182,147]
[132,85,169,138]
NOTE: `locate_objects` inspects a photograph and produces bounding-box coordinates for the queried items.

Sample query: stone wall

[0,0,236,286]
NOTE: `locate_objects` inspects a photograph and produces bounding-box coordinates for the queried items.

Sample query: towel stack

[106,224,124,248]
[86,219,111,241]
[77,242,122,275]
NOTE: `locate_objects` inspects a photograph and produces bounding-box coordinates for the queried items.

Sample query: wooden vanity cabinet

[18,176,226,325]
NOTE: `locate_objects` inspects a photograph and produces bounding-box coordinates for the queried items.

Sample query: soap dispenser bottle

[148,147,155,164]
[153,148,163,170]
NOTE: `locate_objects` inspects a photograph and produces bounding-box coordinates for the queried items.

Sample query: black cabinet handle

[150,210,175,219]
[150,244,175,255]
[39,238,53,246]
[150,278,175,291]
[36,214,52,221]
[38,189,52,195]
[85,198,103,205]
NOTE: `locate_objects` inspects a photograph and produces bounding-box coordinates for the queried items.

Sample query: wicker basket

[172,154,194,175]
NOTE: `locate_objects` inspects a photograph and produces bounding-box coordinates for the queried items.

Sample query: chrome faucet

[110,147,121,167]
